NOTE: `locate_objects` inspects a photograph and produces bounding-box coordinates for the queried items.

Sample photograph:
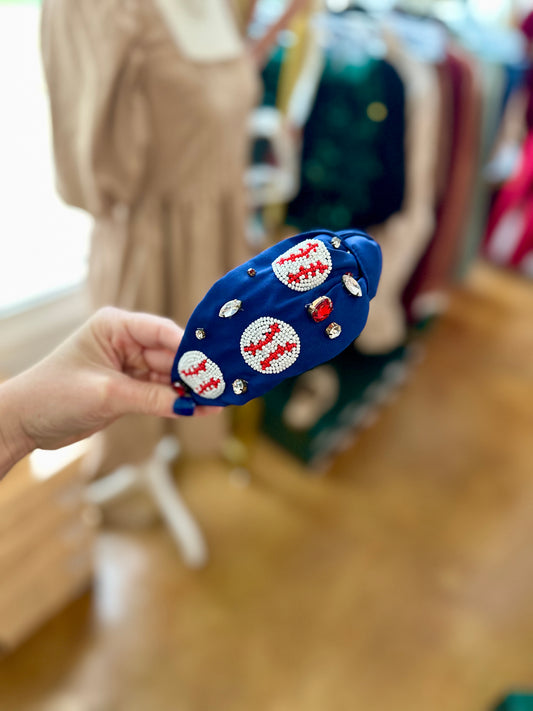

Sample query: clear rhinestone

[326,322,342,339]
[247,268,256,277]
[232,378,248,395]
[342,273,362,297]
[219,299,242,318]
[331,236,342,249]
[195,328,206,340]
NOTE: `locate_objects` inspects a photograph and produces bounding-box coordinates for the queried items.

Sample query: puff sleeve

[41,0,150,217]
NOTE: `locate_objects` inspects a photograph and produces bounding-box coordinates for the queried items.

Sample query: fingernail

[173,397,195,417]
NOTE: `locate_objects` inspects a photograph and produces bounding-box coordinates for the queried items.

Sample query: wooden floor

[1,261,533,711]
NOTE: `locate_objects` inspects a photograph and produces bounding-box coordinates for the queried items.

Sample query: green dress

[261,45,406,231]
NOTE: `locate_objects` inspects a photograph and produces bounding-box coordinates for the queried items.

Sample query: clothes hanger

[247,1,325,210]
[316,10,389,65]
[383,10,448,63]
[326,0,448,64]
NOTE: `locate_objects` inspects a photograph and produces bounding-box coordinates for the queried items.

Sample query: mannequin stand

[86,436,208,569]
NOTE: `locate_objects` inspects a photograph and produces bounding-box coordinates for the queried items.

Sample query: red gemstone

[307,296,333,323]
[172,382,187,397]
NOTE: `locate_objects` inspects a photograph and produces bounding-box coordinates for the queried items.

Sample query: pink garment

[484,131,533,273]
[483,10,533,274]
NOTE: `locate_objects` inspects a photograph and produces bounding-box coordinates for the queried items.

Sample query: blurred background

[1,1,533,709]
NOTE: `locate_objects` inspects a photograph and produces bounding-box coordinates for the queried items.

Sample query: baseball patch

[272,239,332,292]
[240,317,301,374]
[177,350,225,399]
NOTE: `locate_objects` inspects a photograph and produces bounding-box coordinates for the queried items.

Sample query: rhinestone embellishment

[240,317,301,374]
[195,328,206,340]
[247,268,256,277]
[219,299,242,318]
[306,296,333,323]
[326,323,342,339]
[177,350,225,399]
[272,239,332,292]
[232,378,248,395]
[331,236,342,248]
[342,273,363,297]
[172,382,187,397]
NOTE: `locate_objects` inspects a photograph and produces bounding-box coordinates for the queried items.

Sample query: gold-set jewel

[195,328,206,340]
[232,379,248,395]
[331,236,342,248]
[172,382,187,396]
[325,322,342,339]
[306,296,334,323]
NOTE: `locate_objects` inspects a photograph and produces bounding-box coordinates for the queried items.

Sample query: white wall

[0,287,90,377]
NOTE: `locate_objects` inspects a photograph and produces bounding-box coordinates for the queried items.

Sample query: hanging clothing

[356,37,440,354]
[457,60,506,277]
[484,131,533,276]
[403,46,482,321]
[261,46,406,231]
[42,0,258,471]
[484,11,533,278]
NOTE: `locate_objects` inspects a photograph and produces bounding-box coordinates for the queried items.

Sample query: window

[0,1,90,316]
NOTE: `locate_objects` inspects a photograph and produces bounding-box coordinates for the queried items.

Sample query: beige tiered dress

[41,0,258,472]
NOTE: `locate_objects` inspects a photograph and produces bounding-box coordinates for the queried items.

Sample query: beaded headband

[171,229,382,415]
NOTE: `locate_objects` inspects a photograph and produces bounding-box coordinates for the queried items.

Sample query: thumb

[113,376,179,418]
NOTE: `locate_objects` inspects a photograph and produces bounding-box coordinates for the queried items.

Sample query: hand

[0,307,220,475]
[246,0,310,69]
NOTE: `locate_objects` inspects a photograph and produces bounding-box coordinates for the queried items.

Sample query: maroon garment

[523,66,533,131]
[403,47,482,320]
[521,7,533,131]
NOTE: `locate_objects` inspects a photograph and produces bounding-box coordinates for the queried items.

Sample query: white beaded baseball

[272,239,332,292]
[177,350,225,399]
[240,317,301,374]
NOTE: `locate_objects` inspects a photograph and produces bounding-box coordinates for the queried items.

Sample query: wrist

[0,378,35,479]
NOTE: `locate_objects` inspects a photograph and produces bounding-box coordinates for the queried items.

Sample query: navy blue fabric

[171,229,382,408]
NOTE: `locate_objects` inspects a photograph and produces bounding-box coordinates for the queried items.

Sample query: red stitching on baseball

[277,241,318,265]
[287,260,329,285]
[260,342,298,370]
[180,359,207,377]
[243,323,281,356]
[197,377,221,395]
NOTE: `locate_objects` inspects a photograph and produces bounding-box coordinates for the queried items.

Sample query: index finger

[123,312,184,352]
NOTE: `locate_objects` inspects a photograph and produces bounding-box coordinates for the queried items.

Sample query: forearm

[0,378,34,480]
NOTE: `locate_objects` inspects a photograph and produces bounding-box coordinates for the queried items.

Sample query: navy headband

[171,229,382,414]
